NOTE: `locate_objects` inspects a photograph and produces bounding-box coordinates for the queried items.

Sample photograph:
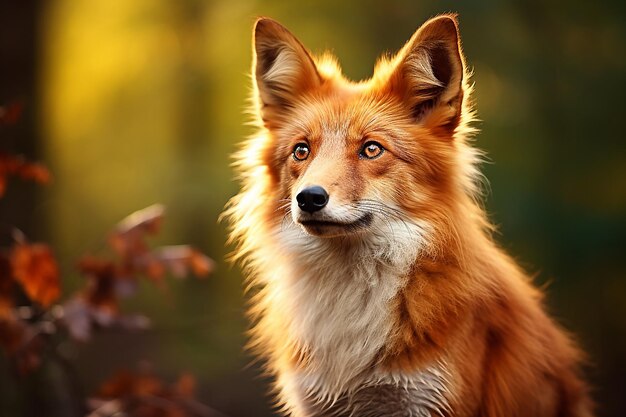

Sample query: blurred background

[0,0,625,416]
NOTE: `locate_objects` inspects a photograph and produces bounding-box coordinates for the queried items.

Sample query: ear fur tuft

[253,18,321,127]
[385,15,466,128]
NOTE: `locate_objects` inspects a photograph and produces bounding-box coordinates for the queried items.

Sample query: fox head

[232,15,482,259]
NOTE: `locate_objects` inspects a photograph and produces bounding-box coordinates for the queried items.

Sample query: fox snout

[292,182,376,238]
[296,185,329,213]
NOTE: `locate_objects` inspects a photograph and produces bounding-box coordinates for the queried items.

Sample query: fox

[224,14,594,417]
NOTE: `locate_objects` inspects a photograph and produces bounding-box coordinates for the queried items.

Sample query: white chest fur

[269,218,429,404]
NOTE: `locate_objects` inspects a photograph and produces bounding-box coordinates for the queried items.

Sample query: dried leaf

[19,162,51,184]
[144,255,166,281]
[156,246,214,279]
[116,204,165,236]
[189,249,214,278]
[173,373,195,399]
[78,255,116,277]
[60,296,151,342]
[61,206,212,346]
[109,205,165,257]
[78,256,118,311]
[0,298,11,320]
[91,368,202,417]
[10,243,60,307]
[157,246,191,279]
[97,369,163,398]
[96,369,135,398]
[0,153,52,197]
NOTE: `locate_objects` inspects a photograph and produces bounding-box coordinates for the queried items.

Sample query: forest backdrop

[1,0,625,416]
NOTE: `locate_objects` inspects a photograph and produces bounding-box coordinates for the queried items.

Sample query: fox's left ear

[386,15,466,130]
[252,18,322,128]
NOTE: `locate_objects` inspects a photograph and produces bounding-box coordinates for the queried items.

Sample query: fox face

[252,17,479,251]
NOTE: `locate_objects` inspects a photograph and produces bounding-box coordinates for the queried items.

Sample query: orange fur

[225,15,594,417]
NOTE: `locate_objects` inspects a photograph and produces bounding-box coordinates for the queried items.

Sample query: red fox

[225,15,594,417]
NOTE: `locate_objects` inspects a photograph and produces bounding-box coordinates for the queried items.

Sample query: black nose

[296,186,329,213]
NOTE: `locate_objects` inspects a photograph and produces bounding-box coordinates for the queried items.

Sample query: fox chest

[281,269,452,416]
[274,223,443,414]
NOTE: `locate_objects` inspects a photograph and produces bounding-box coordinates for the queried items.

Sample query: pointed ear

[253,18,322,127]
[386,15,466,130]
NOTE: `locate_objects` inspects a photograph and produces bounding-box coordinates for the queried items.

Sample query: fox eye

[360,141,384,159]
[292,143,310,161]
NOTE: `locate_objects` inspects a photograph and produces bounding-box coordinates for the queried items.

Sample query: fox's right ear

[253,18,321,128]
[384,15,466,131]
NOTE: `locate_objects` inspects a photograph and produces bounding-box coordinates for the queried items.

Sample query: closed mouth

[299,213,373,235]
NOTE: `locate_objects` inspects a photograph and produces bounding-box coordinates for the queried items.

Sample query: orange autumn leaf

[173,373,195,399]
[115,204,164,236]
[78,255,117,278]
[188,249,214,277]
[0,298,11,320]
[0,153,52,183]
[156,246,215,279]
[144,257,166,281]
[10,243,61,307]
[19,162,52,184]
[109,205,164,255]
[97,369,164,398]
[82,273,118,312]
[0,153,52,197]
[91,369,204,417]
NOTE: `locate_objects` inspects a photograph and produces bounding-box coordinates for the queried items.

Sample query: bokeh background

[1,0,625,416]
